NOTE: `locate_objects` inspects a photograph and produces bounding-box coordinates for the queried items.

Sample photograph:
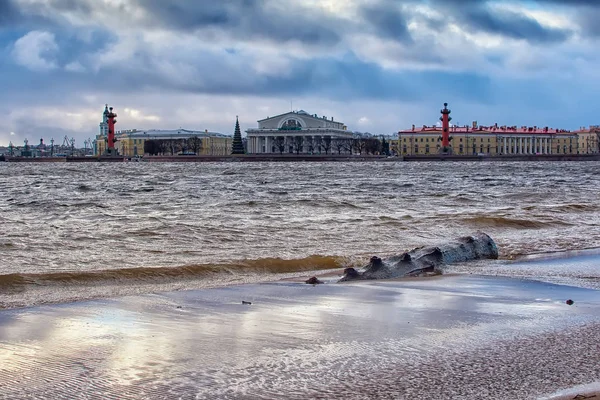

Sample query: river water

[1,161,600,307]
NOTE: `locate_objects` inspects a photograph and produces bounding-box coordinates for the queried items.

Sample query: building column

[541,138,545,154]
[529,138,533,154]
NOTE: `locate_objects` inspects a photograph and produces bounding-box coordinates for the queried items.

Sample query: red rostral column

[440,102,452,150]
[105,106,118,153]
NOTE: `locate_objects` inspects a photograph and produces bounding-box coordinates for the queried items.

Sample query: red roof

[399,125,574,135]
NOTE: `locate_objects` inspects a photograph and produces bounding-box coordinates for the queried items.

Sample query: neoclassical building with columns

[398,123,598,156]
[246,110,354,154]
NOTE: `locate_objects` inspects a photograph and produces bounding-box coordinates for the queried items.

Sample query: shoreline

[1,274,599,399]
[3,246,600,311]
[3,153,600,162]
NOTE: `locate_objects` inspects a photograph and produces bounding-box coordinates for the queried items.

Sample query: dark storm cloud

[38,0,94,15]
[0,0,22,26]
[396,0,572,43]
[360,4,413,43]
[464,7,571,43]
[134,0,342,45]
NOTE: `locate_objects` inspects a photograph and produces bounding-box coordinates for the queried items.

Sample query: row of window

[402,137,576,144]
[402,144,576,154]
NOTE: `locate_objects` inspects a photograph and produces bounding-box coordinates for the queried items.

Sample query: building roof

[573,125,600,133]
[118,129,230,138]
[399,124,575,135]
[257,110,344,124]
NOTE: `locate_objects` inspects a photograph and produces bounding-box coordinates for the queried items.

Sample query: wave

[76,184,94,192]
[0,255,349,290]
[295,199,365,209]
[522,204,597,213]
[460,216,574,229]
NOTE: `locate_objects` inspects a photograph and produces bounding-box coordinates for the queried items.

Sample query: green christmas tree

[231,116,245,155]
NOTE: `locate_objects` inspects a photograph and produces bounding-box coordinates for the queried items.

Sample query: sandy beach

[1,272,599,399]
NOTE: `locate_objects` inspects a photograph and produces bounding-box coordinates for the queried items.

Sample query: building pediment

[257,111,346,131]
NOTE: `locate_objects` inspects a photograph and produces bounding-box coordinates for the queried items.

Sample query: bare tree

[365,138,381,155]
[342,138,354,155]
[314,136,323,154]
[168,139,178,155]
[158,140,169,155]
[352,138,367,155]
[273,136,285,154]
[188,136,202,154]
[333,138,345,155]
[293,136,303,154]
[322,136,332,154]
[305,136,315,154]
[144,140,160,155]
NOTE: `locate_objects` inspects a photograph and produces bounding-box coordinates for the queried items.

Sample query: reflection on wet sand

[1,274,600,399]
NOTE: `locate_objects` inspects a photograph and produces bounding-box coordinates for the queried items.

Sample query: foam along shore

[541,382,600,400]
[1,274,600,399]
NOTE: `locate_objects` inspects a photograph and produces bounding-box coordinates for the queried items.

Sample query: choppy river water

[1,161,599,307]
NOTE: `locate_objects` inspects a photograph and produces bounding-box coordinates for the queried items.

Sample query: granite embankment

[3,153,600,162]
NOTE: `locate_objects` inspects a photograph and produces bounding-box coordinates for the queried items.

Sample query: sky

[1,0,599,146]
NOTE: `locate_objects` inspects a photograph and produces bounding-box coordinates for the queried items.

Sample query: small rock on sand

[305,276,323,285]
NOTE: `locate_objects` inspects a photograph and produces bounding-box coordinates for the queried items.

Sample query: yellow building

[574,126,600,155]
[398,123,597,156]
[96,129,234,157]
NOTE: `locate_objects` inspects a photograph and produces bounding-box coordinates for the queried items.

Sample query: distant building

[574,126,600,155]
[246,110,354,154]
[95,129,233,157]
[94,106,232,156]
[99,105,109,139]
[398,121,599,156]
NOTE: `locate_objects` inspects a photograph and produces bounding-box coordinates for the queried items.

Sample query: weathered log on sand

[339,232,498,282]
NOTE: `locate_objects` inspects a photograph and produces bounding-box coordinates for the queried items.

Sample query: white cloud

[65,61,86,73]
[122,108,160,122]
[11,31,59,71]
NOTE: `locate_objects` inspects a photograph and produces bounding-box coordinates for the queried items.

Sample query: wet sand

[1,274,599,399]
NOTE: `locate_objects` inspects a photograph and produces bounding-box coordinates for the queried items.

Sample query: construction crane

[84,138,94,155]
[56,136,76,156]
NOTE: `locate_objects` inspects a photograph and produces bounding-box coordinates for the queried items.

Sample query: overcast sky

[1,0,599,146]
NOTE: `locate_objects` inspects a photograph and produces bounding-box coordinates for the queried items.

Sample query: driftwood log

[339,232,498,282]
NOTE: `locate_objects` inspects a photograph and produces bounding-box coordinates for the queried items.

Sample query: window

[460,138,463,142]
[459,144,463,154]
[414,145,419,154]
[425,144,430,154]
[403,145,407,153]
[281,119,302,130]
